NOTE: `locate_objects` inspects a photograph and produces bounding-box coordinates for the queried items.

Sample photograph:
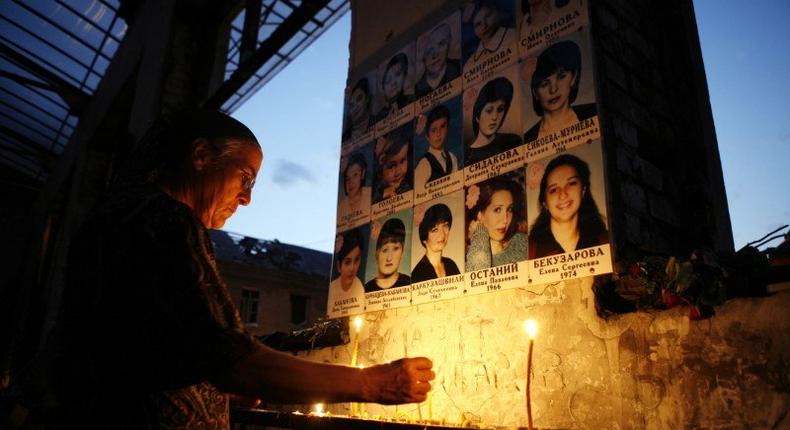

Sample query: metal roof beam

[203,0,329,110]
[0,42,90,114]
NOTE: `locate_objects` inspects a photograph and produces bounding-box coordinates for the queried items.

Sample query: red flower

[689,306,702,320]
[662,290,683,308]
[629,263,641,277]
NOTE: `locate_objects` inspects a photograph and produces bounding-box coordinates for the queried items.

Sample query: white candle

[524,319,538,430]
[350,316,362,367]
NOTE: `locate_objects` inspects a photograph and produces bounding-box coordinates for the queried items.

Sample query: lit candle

[350,316,362,367]
[524,319,538,430]
[358,364,366,417]
[312,403,325,416]
[417,402,423,422]
[428,390,433,421]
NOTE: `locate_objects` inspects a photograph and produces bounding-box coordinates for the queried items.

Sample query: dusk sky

[225,0,790,254]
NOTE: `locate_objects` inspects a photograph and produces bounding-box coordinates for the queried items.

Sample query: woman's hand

[361,357,435,404]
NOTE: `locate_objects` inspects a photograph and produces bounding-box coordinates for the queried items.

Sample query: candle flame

[354,316,363,332]
[524,319,538,339]
[313,403,324,415]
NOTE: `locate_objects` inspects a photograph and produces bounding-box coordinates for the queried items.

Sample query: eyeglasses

[240,169,256,193]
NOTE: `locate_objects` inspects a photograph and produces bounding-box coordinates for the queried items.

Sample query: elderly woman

[465,175,528,270]
[466,76,522,166]
[415,22,461,99]
[528,153,608,258]
[412,203,461,282]
[523,40,597,143]
[57,110,433,428]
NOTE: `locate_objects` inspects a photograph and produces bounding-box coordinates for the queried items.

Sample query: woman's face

[534,68,577,114]
[381,145,409,189]
[344,163,364,197]
[425,221,450,253]
[376,241,404,277]
[349,86,369,123]
[478,189,514,242]
[427,117,448,150]
[337,245,362,286]
[477,100,506,137]
[473,6,498,41]
[425,27,451,75]
[201,142,262,229]
[543,164,584,223]
[383,63,405,101]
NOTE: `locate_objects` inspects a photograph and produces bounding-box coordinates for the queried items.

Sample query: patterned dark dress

[57,185,257,429]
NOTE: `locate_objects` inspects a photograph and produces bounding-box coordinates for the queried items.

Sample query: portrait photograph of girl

[342,73,376,144]
[375,46,416,123]
[461,0,518,81]
[526,142,609,259]
[413,97,463,193]
[465,169,528,271]
[373,122,414,203]
[521,34,598,145]
[463,70,523,167]
[411,191,465,283]
[415,12,462,100]
[365,210,413,292]
[336,145,372,230]
[328,226,369,316]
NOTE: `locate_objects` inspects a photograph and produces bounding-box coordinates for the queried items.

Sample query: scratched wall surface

[302,280,790,429]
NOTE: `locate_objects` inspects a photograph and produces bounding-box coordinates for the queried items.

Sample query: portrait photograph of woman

[411,191,465,283]
[342,74,376,143]
[365,211,413,292]
[526,142,608,259]
[465,170,528,271]
[461,0,517,80]
[414,98,463,192]
[328,226,369,316]
[336,145,372,229]
[463,71,523,167]
[375,47,416,123]
[521,34,597,145]
[373,122,414,203]
[415,12,462,100]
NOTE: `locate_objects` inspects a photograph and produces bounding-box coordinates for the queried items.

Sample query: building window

[290,294,309,325]
[240,288,260,325]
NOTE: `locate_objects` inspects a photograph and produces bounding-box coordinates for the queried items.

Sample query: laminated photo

[327,224,370,318]
[374,44,417,134]
[461,0,519,86]
[365,208,414,311]
[525,140,612,284]
[371,121,415,218]
[520,31,600,162]
[463,169,529,295]
[341,70,377,150]
[413,95,464,205]
[519,0,589,58]
[337,142,373,232]
[410,190,466,305]
[463,65,525,185]
[415,11,463,108]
